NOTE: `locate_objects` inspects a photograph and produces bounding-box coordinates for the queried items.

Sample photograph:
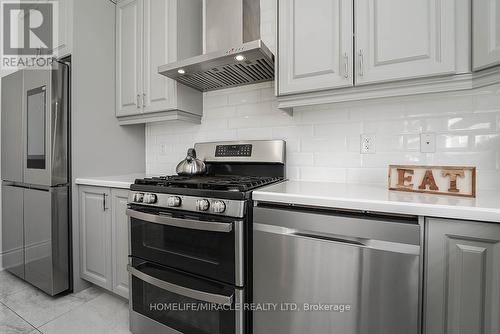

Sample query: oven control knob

[212,200,226,213]
[167,196,182,207]
[196,199,210,211]
[133,193,144,202]
[143,193,157,204]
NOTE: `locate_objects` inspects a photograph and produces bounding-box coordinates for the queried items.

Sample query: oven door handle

[127,265,234,305]
[126,209,233,233]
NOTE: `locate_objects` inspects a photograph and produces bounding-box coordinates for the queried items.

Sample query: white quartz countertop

[253,181,500,223]
[75,173,149,189]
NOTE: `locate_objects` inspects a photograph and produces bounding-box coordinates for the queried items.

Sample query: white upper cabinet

[115,0,202,124]
[116,0,142,117]
[354,0,456,85]
[142,0,176,113]
[53,0,73,58]
[278,0,353,95]
[473,0,500,71]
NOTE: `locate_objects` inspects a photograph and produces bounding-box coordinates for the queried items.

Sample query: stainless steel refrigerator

[1,61,70,296]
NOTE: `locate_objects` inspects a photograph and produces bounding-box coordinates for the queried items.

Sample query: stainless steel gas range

[126,140,286,334]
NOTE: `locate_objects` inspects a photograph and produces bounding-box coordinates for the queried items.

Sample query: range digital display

[215,144,252,157]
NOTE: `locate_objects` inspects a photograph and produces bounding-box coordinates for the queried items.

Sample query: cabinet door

[41,0,72,58]
[1,71,24,183]
[142,0,176,113]
[111,188,130,299]
[278,0,353,95]
[355,0,456,85]
[55,0,72,58]
[116,0,143,116]
[473,0,500,70]
[79,186,112,290]
[425,218,500,334]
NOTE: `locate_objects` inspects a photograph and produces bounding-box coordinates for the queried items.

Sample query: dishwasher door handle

[254,223,420,255]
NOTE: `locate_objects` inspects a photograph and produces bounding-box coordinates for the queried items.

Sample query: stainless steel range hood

[158,0,274,92]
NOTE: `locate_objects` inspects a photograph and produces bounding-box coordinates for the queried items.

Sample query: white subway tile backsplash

[204,94,228,108]
[286,166,300,180]
[314,122,363,138]
[405,95,474,117]
[146,84,500,190]
[445,114,496,131]
[349,102,405,121]
[437,135,470,151]
[347,136,361,152]
[474,93,500,112]
[476,170,500,190]
[287,153,314,166]
[314,152,362,168]
[361,152,428,168]
[272,125,314,139]
[300,167,347,183]
[434,152,497,169]
[346,168,387,185]
[228,89,261,105]
[364,119,424,134]
[404,135,421,151]
[236,127,273,140]
[203,106,237,119]
[236,102,271,117]
[301,137,347,152]
[473,134,500,151]
[376,135,405,152]
[298,107,350,123]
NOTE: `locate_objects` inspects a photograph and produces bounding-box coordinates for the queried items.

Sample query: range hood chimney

[158,0,274,92]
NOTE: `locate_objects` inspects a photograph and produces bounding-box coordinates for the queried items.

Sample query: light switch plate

[360,134,376,154]
[420,133,436,153]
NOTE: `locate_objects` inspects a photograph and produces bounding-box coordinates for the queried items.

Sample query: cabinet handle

[358,50,364,77]
[136,94,141,108]
[142,93,146,108]
[343,53,349,78]
[103,193,108,211]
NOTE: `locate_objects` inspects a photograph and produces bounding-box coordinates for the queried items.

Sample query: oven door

[128,259,244,334]
[127,208,244,286]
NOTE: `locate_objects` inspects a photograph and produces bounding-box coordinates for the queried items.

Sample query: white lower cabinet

[425,218,500,334]
[79,185,129,299]
[111,188,130,299]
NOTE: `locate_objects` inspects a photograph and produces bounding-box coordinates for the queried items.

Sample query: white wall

[146,82,500,190]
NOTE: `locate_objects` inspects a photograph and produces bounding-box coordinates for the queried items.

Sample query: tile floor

[0,271,131,334]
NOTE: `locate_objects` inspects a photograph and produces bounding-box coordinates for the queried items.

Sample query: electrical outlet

[420,133,436,153]
[360,134,376,154]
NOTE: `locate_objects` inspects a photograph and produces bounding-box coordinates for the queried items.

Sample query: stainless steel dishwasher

[252,204,423,334]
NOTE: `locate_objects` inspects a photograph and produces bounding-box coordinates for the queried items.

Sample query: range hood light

[177,69,186,74]
[234,54,246,61]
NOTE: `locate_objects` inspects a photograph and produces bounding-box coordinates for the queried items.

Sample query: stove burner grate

[135,175,283,192]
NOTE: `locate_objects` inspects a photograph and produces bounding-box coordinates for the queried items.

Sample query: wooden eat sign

[388,165,476,198]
